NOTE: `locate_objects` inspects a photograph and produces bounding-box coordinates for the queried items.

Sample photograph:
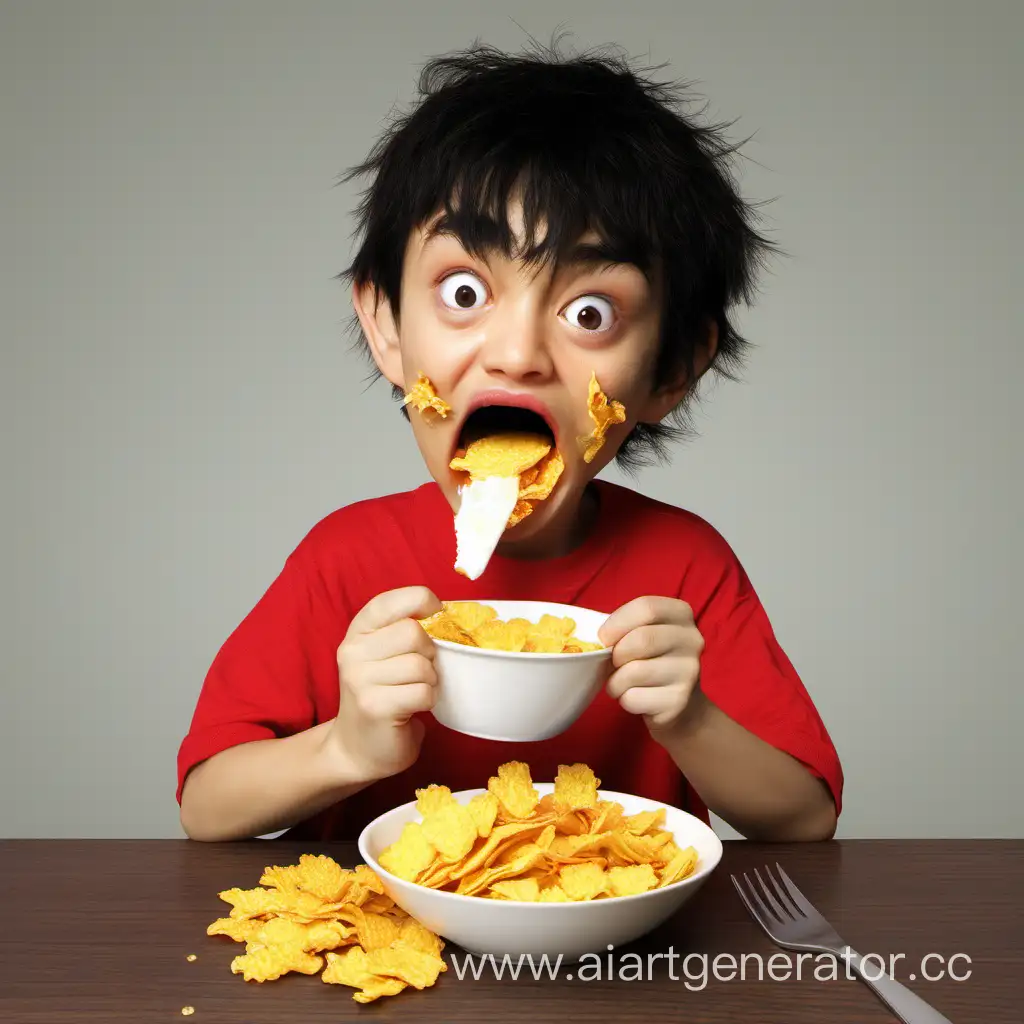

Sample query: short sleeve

[695,552,844,817]
[176,551,329,804]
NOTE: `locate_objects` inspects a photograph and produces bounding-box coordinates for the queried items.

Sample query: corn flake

[607,863,660,897]
[466,791,500,837]
[488,761,540,819]
[420,601,605,654]
[449,433,551,479]
[402,373,452,420]
[231,944,323,983]
[376,761,700,905]
[553,763,601,811]
[378,821,436,882]
[207,854,445,1003]
[449,432,566,527]
[579,371,626,462]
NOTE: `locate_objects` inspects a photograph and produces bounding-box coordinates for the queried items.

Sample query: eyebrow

[424,212,651,279]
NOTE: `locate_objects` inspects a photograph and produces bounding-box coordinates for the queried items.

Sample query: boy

[177,43,842,844]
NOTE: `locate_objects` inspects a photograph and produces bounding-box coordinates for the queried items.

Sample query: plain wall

[2,0,1021,839]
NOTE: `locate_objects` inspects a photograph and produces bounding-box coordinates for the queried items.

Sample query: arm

[601,588,842,843]
[654,692,837,841]
[178,585,442,842]
[179,721,371,842]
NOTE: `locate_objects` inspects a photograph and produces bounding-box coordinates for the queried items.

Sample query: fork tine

[774,862,818,918]
[755,866,794,920]
[764,864,802,917]
[730,874,776,938]
[742,870,782,924]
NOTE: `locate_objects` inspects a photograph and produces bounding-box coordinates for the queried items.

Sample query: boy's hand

[599,596,707,735]
[330,586,442,783]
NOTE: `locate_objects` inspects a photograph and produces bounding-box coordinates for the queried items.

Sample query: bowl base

[432,718,568,743]
[452,945,590,966]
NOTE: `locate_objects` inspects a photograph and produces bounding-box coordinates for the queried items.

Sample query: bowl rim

[431,637,611,660]
[358,784,724,909]
[429,599,613,660]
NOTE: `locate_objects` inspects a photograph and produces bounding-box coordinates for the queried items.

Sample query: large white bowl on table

[427,600,613,742]
[358,784,723,962]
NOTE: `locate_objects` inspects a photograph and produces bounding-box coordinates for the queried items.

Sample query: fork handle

[843,949,955,1023]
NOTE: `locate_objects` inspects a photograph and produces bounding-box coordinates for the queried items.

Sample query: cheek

[563,360,651,422]
[396,299,449,377]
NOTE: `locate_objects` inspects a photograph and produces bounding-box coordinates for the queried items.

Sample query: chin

[507,481,582,541]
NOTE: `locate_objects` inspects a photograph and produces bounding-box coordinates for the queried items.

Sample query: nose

[477,303,554,383]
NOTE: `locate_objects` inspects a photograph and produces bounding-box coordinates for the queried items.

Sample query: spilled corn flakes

[378,762,700,901]
[207,854,446,1003]
[419,601,605,653]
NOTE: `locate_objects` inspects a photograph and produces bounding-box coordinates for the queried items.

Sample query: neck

[494,482,600,561]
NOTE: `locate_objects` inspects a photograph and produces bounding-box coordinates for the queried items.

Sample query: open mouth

[455,402,558,454]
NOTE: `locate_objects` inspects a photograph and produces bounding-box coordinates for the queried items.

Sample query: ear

[637,318,720,423]
[352,280,403,387]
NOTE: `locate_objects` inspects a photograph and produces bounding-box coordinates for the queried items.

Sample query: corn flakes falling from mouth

[402,373,452,420]
[448,433,565,578]
[449,432,552,480]
[579,372,626,462]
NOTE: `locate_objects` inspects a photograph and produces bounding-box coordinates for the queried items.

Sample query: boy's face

[356,205,689,553]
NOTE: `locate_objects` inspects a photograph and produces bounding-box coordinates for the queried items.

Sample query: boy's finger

[598,596,692,646]
[604,657,676,699]
[609,623,678,668]
[364,653,438,691]
[360,618,437,662]
[350,586,442,634]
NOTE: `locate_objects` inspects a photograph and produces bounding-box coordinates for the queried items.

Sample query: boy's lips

[453,390,561,455]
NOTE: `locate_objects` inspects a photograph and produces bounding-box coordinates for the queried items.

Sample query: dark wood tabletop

[0,838,1020,1023]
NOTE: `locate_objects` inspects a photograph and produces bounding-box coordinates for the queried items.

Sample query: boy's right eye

[439,271,488,310]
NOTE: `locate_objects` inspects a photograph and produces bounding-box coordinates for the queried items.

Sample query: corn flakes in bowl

[358,762,722,962]
[419,600,613,741]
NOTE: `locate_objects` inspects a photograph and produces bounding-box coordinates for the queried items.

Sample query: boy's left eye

[439,271,488,310]
[562,295,614,332]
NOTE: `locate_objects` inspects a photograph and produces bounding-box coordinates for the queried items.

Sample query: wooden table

[1,839,1020,1022]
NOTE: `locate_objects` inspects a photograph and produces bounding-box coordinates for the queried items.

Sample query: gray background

[2,0,1021,840]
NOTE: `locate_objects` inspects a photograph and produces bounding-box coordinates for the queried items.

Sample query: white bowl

[358,783,723,962]
[428,600,613,742]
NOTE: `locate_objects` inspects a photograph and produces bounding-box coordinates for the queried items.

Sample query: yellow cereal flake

[419,601,604,654]
[402,373,451,419]
[487,761,540,820]
[375,761,700,904]
[553,763,602,811]
[206,854,445,1002]
[579,371,626,462]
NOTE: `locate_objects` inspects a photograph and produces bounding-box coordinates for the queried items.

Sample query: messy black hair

[340,39,777,470]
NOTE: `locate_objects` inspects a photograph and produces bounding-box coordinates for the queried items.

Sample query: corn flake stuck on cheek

[579,372,626,463]
[402,373,452,421]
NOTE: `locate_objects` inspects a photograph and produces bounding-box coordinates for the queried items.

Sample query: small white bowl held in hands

[358,784,723,962]
[427,600,613,742]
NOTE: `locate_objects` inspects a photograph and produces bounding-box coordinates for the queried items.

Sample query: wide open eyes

[561,294,615,333]
[439,271,488,310]
[438,272,616,333]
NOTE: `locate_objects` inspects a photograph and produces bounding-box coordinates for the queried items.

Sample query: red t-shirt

[176,479,842,839]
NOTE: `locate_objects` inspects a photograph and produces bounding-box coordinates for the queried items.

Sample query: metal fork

[731,863,954,1023]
